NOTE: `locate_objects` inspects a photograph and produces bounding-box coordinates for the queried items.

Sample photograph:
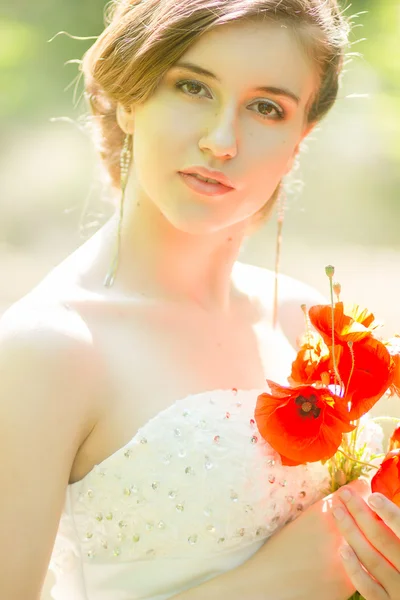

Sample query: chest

[95,298,295,400]
[70,299,296,484]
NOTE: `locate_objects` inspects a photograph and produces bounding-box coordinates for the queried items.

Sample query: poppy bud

[333,282,341,296]
[325,265,335,278]
[335,470,347,487]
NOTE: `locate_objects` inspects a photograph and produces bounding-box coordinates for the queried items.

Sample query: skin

[332,487,400,599]
[81,19,318,315]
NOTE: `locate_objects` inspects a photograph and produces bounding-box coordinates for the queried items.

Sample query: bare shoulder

[236,261,329,349]
[0,294,100,444]
[0,296,103,596]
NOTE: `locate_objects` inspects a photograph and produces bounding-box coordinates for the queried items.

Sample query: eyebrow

[173,61,300,106]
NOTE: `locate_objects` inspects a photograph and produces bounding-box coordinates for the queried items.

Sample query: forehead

[178,19,318,103]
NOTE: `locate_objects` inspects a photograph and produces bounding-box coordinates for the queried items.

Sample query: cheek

[134,101,194,175]
[132,114,171,192]
[243,132,296,190]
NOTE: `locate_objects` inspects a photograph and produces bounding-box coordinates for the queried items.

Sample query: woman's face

[126,19,318,234]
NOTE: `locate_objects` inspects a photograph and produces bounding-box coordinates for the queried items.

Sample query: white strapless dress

[48,387,383,600]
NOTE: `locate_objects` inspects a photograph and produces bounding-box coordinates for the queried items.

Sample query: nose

[198,107,238,160]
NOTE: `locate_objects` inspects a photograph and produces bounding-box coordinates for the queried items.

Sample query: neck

[91,184,251,316]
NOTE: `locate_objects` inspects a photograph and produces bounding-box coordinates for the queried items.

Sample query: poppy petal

[336,339,395,420]
[388,425,400,452]
[309,302,376,345]
[255,385,355,465]
[371,450,400,507]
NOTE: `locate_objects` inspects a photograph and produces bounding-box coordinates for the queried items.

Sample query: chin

[161,211,234,236]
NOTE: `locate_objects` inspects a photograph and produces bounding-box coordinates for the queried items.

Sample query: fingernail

[368,494,384,508]
[340,488,352,502]
[332,506,346,520]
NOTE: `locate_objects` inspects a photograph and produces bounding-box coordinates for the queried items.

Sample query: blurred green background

[1,0,399,321]
[1,3,399,597]
[1,0,399,329]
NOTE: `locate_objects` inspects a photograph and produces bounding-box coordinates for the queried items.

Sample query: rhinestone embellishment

[59,388,333,565]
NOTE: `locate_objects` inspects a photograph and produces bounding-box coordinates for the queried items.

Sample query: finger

[368,494,400,539]
[347,477,371,499]
[331,499,399,586]
[339,544,388,600]
[338,487,400,573]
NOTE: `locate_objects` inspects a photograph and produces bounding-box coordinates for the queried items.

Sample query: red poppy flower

[254,381,355,466]
[393,354,400,396]
[388,425,400,452]
[334,337,395,421]
[289,331,331,386]
[289,335,342,389]
[371,450,400,508]
[386,336,400,397]
[308,302,379,346]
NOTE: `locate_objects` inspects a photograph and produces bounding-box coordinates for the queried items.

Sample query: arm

[172,478,371,600]
[0,304,97,599]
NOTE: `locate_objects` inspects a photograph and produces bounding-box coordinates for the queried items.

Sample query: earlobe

[284,122,316,174]
[116,103,135,134]
[302,121,317,141]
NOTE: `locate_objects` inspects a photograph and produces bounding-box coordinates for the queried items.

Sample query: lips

[180,167,235,189]
[190,173,220,185]
[178,172,235,196]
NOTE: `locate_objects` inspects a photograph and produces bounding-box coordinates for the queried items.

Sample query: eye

[175,79,212,99]
[175,79,286,121]
[249,100,285,121]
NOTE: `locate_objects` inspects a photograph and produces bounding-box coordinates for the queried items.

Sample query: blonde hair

[81,0,354,230]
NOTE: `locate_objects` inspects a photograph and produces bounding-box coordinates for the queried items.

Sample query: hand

[331,486,400,600]
[236,478,372,600]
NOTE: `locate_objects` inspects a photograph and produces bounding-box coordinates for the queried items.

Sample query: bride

[1,1,399,599]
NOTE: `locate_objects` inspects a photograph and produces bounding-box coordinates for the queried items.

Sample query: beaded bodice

[48,387,383,600]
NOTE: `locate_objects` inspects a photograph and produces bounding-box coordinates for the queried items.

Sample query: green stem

[345,342,355,402]
[337,448,380,471]
[328,274,339,391]
[326,268,345,395]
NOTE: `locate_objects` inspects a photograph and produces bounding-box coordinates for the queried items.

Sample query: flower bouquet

[254,266,400,600]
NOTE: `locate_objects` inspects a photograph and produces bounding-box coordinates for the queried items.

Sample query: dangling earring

[272,184,286,329]
[103,133,132,288]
